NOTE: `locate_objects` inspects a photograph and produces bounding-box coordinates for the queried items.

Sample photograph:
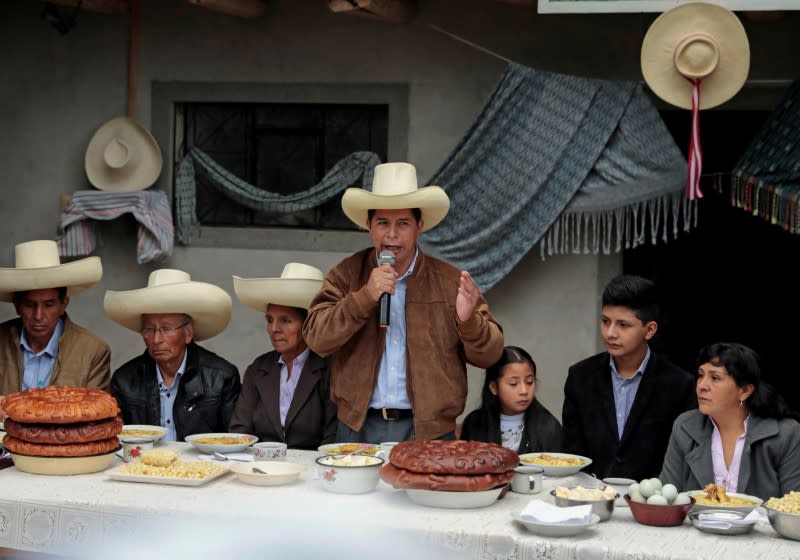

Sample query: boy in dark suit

[562,275,695,481]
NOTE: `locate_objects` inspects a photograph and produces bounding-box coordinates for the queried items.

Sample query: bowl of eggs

[625,477,695,527]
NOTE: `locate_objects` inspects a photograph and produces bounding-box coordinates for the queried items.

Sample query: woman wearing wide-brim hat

[229,263,337,449]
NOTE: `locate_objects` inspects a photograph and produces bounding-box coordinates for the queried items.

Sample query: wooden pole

[127,0,141,119]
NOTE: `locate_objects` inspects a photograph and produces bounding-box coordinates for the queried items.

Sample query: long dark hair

[479,346,537,417]
[696,342,796,420]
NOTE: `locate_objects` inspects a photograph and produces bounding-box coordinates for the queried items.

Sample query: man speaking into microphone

[303,162,504,443]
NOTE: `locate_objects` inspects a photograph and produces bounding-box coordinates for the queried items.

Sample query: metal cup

[511,465,544,494]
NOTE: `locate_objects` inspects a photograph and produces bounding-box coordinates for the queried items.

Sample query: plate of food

[518,452,592,477]
[406,486,506,509]
[318,442,380,456]
[512,511,601,537]
[688,484,763,514]
[185,433,258,453]
[119,424,168,442]
[108,459,229,487]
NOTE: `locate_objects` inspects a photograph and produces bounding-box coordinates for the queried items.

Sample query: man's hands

[456,271,480,323]
[366,263,397,302]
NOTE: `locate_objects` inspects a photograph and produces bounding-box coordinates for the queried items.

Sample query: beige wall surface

[1,0,796,421]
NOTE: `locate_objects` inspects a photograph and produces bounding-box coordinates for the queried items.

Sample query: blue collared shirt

[156,351,188,442]
[609,347,651,439]
[278,347,310,430]
[369,247,419,409]
[21,319,64,390]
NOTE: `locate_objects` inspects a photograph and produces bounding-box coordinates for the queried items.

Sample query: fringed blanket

[730,80,800,234]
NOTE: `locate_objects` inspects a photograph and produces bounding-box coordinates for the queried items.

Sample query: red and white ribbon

[687,78,704,200]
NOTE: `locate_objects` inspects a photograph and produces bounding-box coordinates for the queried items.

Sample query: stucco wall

[2,0,796,422]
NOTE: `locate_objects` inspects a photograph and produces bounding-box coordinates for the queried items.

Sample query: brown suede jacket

[0,314,111,395]
[302,247,504,440]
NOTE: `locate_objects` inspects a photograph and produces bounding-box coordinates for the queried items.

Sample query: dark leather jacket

[110,342,241,441]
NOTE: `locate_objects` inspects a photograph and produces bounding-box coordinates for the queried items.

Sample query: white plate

[119,424,168,442]
[687,490,763,513]
[405,486,504,509]
[512,512,601,537]
[230,461,306,486]
[107,463,230,486]
[518,452,592,477]
[185,433,258,453]
[317,442,380,456]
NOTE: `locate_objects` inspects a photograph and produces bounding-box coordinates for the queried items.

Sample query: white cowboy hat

[341,162,450,232]
[233,262,324,312]
[641,2,750,110]
[0,240,102,303]
[103,269,232,341]
[85,116,163,192]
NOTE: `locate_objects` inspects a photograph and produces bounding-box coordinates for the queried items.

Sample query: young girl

[460,346,562,453]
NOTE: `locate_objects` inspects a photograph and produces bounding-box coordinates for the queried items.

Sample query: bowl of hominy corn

[765,492,800,541]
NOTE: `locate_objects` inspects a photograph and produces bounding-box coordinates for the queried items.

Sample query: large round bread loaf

[4,416,123,444]
[3,387,119,423]
[389,440,518,474]
[2,434,121,457]
[380,462,514,491]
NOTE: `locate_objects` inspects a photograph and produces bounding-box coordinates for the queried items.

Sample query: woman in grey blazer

[660,343,800,501]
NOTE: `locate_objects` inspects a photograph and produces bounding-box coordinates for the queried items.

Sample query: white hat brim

[341,185,450,232]
[104,282,232,341]
[85,117,163,192]
[233,276,323,312]
[0,256,102,303]
[641,3,749,110]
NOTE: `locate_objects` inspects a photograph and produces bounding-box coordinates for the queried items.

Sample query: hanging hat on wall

[104,269,232,341]
[641,2,750,110]
[641,2,749,200]
[85,116,163,192]
[0,240,102,302]
[233,262,325,312]
[341,162,450,232]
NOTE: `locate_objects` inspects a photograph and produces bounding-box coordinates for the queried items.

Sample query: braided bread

[3,434,120,457]
[3,387,119,423]
[4,416,122,444]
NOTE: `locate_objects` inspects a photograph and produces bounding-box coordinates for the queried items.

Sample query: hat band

[674,33,720,80]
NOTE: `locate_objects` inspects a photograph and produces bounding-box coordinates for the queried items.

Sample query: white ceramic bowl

[10,449,119,475]
[406,486,505,509]
[518,452,592,477]
[230,461,306,486]
[512,512,601,537]
[185,433,258,453]
[315,454,384,494]
[603,477,637,507]
[687,490,763,514]
[251,442,288,460]
[118,424,168,442]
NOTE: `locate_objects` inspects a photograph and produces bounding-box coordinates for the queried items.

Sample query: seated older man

[104,269,241,441]
[0,240,109,419]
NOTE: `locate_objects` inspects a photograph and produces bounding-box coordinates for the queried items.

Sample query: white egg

[649,477,663,491]
[661,483,678,503]
[639,478,656,498]
[628,482,640,496]
[630,489,646,503]
[673,492,692,505]
[647,494,669,505]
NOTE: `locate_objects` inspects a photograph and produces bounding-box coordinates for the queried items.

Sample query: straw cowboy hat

[104,269,232,341]
[341,162,450,232]
[233,263,324,312]
[641,2,750,110]
[0,240,102,303]
[85,116,163,192]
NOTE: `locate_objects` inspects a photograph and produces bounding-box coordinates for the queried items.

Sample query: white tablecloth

[0,443,796,559]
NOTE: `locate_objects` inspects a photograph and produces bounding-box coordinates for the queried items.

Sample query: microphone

[378,250,395,329]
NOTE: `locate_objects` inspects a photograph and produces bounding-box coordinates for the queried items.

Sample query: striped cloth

[56,190,174,264]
